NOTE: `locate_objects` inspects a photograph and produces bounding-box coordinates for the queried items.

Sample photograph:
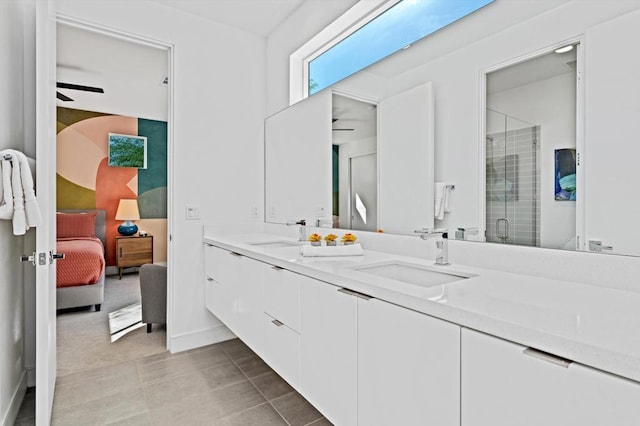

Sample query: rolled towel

[16,152,41,227]
[300,243,364,257]
[10,152,27,235]
[0,159,13,219]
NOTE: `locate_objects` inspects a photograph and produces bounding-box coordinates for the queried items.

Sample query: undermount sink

[246,240,300,248]
[353,261,473,288]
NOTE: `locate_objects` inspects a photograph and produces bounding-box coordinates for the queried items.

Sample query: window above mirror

[306,0,495,96]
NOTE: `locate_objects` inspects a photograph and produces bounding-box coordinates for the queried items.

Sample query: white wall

[489,72,577,249]
[0,1,29,424]
[56,0,266,351]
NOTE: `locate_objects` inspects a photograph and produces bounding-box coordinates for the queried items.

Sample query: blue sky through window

[308,0,494,95]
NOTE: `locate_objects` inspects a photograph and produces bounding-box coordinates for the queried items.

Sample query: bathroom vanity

[203,227,640,426]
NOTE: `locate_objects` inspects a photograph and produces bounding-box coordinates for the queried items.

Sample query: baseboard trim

[1,370,27,426]
[169,324,236,353]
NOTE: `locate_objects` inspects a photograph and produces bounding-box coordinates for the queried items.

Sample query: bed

[56,210,106,312]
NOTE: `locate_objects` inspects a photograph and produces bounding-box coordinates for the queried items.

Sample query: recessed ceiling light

[555,45,573,54]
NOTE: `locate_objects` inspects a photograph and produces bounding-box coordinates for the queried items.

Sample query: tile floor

[14,339,331,426]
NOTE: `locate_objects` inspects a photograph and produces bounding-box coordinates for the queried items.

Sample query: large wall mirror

[265,1,640,257]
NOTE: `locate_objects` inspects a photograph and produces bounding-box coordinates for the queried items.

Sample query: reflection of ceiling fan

[332,118,354,131]
[56,82,104,102]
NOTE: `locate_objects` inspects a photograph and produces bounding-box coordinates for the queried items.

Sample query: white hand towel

[10,152,27,235]
[300,243,364,257]
[434,182,453,220]
[16,152,41,227]
[0,159,13,219]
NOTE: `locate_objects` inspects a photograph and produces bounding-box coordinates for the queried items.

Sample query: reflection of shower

[486,109,539,246]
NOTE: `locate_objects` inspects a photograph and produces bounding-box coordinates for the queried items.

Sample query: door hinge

[577,152,581,166]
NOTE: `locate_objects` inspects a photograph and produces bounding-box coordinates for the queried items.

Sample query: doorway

[54,19,171,371]
[349,153,378,231]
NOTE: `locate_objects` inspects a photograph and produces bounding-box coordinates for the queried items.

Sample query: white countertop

[204,232,640,383]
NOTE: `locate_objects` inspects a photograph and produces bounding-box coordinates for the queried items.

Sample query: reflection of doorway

[55,20,170,373]
[483,42,579,250]
[349,153,377,231]
[332,93,377,229]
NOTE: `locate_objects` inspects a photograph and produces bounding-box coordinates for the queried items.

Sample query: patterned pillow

[56,212,97,238]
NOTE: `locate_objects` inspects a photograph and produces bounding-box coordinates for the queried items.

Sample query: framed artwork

[108,133,147,169]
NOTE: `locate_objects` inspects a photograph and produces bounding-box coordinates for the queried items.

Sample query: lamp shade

[115,199,140,221]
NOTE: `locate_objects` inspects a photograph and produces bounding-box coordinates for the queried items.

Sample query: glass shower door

[486,109,539,246]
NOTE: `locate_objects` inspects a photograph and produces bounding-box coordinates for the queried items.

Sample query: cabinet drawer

[264,313,300,390]
[117,237,153,266]
[461,329,640,426]
[264,265,300,332]
[204,276,216,313]
[204,244,243,284]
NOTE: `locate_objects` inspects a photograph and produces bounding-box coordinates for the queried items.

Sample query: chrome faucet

[414,228,449,265]
[287,219,307,241]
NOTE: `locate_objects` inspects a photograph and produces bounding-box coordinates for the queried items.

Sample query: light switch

[186,204,200,220]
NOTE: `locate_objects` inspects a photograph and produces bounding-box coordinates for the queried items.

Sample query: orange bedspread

[56,237,105,288]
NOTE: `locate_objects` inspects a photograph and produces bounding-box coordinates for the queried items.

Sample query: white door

[349,153,377,231]
[378,82,434,234]
[34,1,58,424]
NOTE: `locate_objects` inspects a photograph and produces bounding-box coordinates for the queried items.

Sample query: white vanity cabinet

[461,328,640,426]
[300,279,359,426]
[204,244,264,354]
[358,298,460,426]
[261,264,301,389]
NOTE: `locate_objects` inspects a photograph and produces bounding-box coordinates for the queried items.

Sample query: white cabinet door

[263,313,300,390]
[264,264,300,332]
[261,264,302,390]
[204,244,263,354]
[300,279,358,426]
[462,328,640,426]
[358,298,460,426]
[234,257,264,356]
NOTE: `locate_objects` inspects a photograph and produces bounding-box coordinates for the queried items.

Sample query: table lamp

[115,199,140,236]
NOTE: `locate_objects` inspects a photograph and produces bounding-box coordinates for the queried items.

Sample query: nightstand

[116,235,154,279]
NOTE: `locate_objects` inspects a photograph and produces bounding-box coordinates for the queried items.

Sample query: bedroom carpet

[57,273,166,377]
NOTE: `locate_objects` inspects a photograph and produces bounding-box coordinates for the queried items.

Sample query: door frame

[477,36,584,247]
[35,16,175,425]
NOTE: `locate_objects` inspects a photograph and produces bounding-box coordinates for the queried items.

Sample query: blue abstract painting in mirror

[555,148,576,201]
[108,133,147,169]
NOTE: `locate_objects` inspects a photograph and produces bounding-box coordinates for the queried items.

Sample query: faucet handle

[414,227,431,234]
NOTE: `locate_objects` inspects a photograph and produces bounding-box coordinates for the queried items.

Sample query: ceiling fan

[56,82,104,102]
[332,118,354,131]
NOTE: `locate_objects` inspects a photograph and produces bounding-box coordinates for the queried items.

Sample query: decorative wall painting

[555,148,576,200]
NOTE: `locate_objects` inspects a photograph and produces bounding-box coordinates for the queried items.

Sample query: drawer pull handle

[271,265,284,271]
[206,277,214,282]
[338,287,373,301]
[271,319,284,327]
[205,243,214,247]
[230,252,242,257]
[523,348,572,368]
